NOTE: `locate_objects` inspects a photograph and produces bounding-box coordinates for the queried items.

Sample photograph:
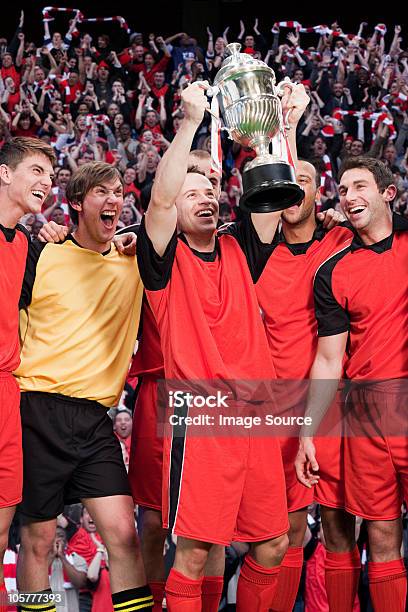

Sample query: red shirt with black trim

[136,215,276,382]
[131,298,164,379]
[0,224,29,372]
[256,224,353,379]
[313,213,408,380]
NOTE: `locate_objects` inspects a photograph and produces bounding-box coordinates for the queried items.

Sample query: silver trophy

[211,43,304,212]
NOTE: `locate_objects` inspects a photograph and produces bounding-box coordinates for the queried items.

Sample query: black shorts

[19,392,131,523]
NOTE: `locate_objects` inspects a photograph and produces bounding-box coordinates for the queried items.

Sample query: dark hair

[0,136,56,169]
[338,156,394,192]
[66,162,124,224]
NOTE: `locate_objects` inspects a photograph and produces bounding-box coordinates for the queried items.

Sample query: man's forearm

[151,119,198,209]
[302,356,343,436]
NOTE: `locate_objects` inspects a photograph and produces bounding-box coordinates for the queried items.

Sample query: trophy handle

[276,78,295,131]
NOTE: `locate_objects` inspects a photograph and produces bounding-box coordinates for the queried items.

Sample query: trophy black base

[240,162,304,213]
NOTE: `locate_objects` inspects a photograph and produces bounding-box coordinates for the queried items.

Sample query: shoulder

[16,223,31,242]
[314,242,352,283]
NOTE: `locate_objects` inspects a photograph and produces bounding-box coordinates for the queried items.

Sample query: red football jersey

[131,298,164,378]
[256,225,352,379]
[143,233,276,382]
[314,214,408,380]
[0,225,29,372]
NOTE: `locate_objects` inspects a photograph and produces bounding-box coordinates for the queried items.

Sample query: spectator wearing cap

[92,53,126,110]
[93,62,112,108]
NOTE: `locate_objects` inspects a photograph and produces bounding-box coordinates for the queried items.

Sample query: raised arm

[145,81,209,256]
[250,82,310,243]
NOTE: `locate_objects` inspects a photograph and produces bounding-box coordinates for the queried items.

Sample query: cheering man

[296,157,408,611]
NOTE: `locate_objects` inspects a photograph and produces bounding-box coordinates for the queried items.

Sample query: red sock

[236,554,280,612]
[369,558,407,612]
[202,575,223,612]
[165,568,203,611]
[324,546,361,612]
[149,581,165,611]
[270,546,303,611]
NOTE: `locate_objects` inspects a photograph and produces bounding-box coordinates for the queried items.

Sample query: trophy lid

[213,42,276,87]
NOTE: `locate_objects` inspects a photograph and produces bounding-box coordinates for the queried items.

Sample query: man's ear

[0,163,12,185]
[383,184,397,202]
[70,200,82,213]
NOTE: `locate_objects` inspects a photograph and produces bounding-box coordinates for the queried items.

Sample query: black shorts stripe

[168,399,189,530]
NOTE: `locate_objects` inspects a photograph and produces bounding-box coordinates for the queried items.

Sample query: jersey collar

[68,233,112,256]
[179,232,220,261]
[0,223,17,242]
[350,212,408,253]
[279,220,326,256]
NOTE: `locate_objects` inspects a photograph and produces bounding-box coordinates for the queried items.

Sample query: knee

[142,512,166,543]
[178,546,209,577]
[107,520,139,554]
[321,509,355,552]
[258,534,289,566]
[272,534,289,562]
[368,523,401,560]
[21,527,54,560]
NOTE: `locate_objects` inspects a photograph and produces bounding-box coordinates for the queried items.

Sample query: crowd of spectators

[1,11,407,240]
[2,10,408,611]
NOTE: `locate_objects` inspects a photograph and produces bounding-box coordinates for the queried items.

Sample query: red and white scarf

[42,6,130,34]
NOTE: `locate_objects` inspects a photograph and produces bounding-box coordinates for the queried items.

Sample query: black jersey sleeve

[219,215,278,283]
[313,250,351,337]
[19,240,47,310]
[136,216,178,291]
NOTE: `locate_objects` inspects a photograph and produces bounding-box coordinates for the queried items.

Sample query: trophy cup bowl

[212,43,304,213]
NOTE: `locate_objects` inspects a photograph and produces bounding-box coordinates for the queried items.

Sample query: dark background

[2,2,405,49]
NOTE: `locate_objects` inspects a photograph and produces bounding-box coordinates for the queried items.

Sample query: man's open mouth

[32,190,46,201]
[100,211,116,227]
[348,205,366,216]
[195,209,214,218]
